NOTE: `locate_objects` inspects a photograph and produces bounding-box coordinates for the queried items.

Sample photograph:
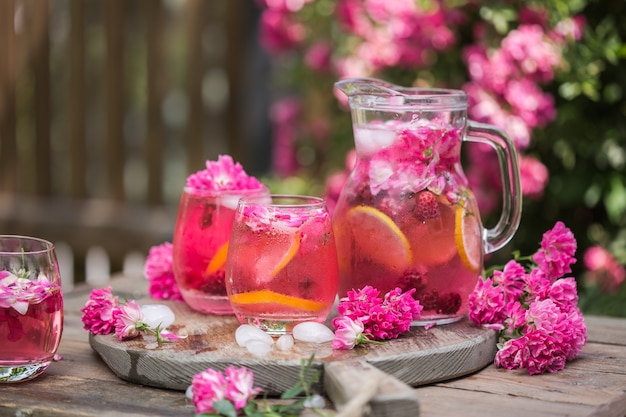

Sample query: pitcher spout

[334,78,403,98]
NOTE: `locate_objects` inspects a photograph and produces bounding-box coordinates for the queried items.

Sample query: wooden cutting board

[90,298,496,415]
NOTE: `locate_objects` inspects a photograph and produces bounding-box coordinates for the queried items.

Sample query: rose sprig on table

[469,221,587,375]
[80,287,184,348]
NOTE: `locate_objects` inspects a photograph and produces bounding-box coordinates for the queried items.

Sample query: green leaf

[212,400,238,417]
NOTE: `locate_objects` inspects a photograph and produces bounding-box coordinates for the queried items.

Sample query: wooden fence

[0,0,267,288]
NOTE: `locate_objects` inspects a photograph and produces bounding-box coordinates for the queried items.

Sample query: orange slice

[229,290,326,312]
[346,206,412,272]
[455,205,482,272]
[205,242,229,274]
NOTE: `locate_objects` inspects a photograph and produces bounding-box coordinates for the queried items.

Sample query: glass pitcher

[333,78,522,325]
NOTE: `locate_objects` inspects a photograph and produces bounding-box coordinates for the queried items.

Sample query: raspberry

[413,191,440,221]
[417,289,462,315]
[397,267,428,294]
[198,271,227,296]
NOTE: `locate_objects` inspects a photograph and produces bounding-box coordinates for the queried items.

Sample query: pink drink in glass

[226,195,339,334]
[0,236,64,383]
[173,187,268,314]
[333,125,484,325]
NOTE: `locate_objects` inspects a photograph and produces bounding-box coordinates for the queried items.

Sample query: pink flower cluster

[144,242,183,301]
[185,155,265,194]
[0,271,55,315]
[583,245,626,294]
[191,366,261,414]
[80,287,179,343]
[332,285,422,349]
[468,221,587,375]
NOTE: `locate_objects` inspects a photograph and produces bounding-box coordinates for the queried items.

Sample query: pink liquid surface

[0,288,63,379]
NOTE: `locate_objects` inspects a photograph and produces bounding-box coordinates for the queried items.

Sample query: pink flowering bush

[468,221,587,375]
[256,1,626,315]
[332,286,422,349]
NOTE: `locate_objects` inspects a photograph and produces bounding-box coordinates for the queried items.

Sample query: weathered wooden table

[1,275,625,417]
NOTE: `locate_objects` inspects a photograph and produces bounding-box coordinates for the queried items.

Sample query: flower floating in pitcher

[81,287,185,349]
[468,221,587,375]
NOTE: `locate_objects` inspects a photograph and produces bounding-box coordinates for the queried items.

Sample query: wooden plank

[585,315,626,345]
[105,0,125,201]
[70,0,87,198]
[324,360,420,417]
[88,296,497,395]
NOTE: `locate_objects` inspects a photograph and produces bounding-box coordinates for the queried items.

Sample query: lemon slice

[229,290,326,312]
[346,206,412,272]
[455,206,482,272]
[255,231,301,279]
[205,242,229,274]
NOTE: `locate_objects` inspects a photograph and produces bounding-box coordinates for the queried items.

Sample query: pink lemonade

[333,124,485,325]
[173,187,268,314]
[226,195,339,334]
[0,288,63,381]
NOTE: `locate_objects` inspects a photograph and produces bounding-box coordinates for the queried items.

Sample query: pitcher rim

[335,77,468,110]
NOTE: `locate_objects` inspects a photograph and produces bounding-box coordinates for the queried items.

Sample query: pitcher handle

[465,121,522,254]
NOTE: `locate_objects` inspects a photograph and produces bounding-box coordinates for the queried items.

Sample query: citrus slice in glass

[229,290,326,312]
[205,242,229,274]
[454,205,482,273]
[255,231,301,280]
[346,205,412,272]
[407,198,457,266]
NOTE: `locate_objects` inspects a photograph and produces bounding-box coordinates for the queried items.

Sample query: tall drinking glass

[225,195,339,334]
[0,236,63,383]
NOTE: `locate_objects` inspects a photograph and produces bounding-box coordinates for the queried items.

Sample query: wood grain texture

[89,298,497,395]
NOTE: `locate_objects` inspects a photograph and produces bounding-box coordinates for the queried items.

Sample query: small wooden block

[324,360,420,417]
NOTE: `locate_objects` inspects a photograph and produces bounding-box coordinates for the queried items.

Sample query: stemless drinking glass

[0,236,64,383]
[173,186,269,315]
[225,195,339,334]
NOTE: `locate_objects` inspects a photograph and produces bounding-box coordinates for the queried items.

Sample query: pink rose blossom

[533,221,577,280]
[80,287,120,335]
[185,155,265,194]
[583,246,625,293]
[468,277,506,328]
[335,286,421,344]
[495,329,567,375]
[114,300,144,340]
[331,316,367,350]
[192,368,228,414]
[224,366,262,409]
[144,242,183,302]
[519,155,549,199]
[191,366,261,414]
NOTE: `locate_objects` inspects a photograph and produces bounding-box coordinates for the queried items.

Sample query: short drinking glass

[0,236,63,383]
[173,187,269,314]
[226,195,339,334]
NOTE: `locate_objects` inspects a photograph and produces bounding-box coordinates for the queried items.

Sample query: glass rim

[182,184,269,197]
[239,194,326,208]
[0,235,55,255]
